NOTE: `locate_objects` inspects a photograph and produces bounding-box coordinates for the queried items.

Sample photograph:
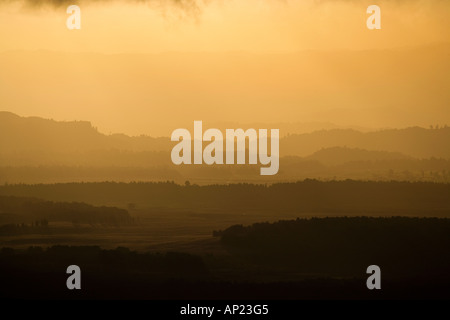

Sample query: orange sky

[0,0,449,136]
[1,0,449,53]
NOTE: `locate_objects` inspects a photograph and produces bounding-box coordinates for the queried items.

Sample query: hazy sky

[1,0,449,53]
[0,0,449,136]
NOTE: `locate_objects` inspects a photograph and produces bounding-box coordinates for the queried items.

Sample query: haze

[0,0,449,136]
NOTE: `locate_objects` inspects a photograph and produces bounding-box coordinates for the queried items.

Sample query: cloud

[1,0,445,10]
[1,0,200,6]
[0,0,206,11]
[0,0,209,20]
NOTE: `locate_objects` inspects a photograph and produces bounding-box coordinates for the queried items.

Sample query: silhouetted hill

[0,195,131,226]
[305,147,411,166]
[1,112,450,184]
[0,111,170,164]
[2,112,449,167]
[218,217,450,277]
[282,126,450,158]
[1,181,449,216]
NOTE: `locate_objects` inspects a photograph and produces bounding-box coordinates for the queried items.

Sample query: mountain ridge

[1,112,450,165]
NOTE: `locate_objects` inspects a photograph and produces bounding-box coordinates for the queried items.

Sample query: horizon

[2,110,449,138]
[1,0,449,136]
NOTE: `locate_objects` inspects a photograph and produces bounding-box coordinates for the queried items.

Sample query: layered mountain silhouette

[0,111,169,154]
[0,195,131,226]
[282,127,450,158]
[1,112,449,183]
[1,111,449,161]
[304,147,411,166]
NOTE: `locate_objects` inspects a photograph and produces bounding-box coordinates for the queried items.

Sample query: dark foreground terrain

[1,181,449,299]
[1,216,449,299]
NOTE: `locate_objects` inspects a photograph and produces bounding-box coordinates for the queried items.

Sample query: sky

[1,0,449,53]
[0,0,449,136]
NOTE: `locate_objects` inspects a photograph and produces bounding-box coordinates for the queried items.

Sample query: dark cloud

[0,0,208,19]
[0,0,206,10]
[1,0,199,5]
